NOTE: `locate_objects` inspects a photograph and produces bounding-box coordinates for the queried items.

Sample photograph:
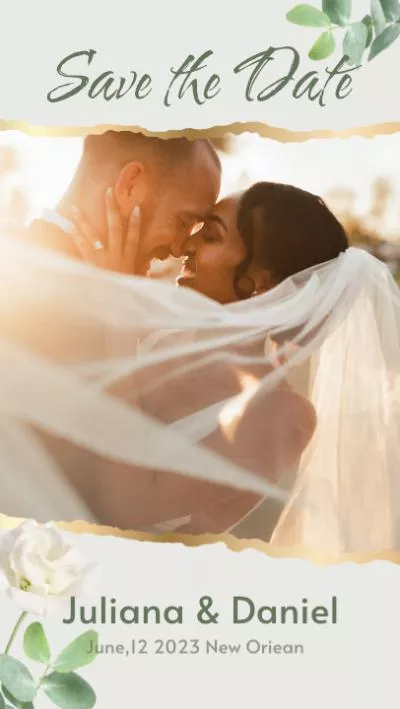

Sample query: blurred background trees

[324,178,400,280]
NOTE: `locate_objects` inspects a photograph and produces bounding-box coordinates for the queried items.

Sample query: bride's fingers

[70,206,106,267]
[105,188,124,271]
[122,205,141,273]
[69,223,96,263]
[70,206,97,245]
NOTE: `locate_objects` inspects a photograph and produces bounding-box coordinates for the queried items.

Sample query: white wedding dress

[0,232,399,552]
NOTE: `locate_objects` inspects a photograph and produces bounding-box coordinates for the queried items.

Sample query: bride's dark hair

[234,181,349,299]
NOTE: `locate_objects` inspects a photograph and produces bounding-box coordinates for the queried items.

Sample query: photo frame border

[1,116,398,562]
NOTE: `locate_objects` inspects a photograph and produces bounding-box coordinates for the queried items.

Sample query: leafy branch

[0,616,98,709]
[287,0,400,64]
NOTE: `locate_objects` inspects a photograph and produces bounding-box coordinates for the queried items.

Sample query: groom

[15,129,264,533]
[12,130,315,538]
[25,130,221,274]
[12,131,315,538]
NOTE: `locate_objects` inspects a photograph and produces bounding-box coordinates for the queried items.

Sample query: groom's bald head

[82,130,220,180]
[71,130,221,273]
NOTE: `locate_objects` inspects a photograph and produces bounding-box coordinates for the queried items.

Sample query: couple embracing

[5,129,398,553]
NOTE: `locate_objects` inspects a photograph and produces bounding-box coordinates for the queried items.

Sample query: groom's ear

[114,161,147,216]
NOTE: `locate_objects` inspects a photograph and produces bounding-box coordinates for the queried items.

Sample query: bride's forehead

[214,193,242,216]
[216,190,245,211]
[218,190,244,202]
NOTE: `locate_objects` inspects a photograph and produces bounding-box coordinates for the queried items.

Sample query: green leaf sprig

[287,0,400,64]
[0,621,98,709]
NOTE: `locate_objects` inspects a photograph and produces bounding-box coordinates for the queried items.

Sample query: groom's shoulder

[0,218,78,259]
[0,220,26,238]
[0,220,32,249]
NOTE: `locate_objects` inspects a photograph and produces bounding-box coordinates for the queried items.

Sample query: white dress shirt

[40,208,74,235]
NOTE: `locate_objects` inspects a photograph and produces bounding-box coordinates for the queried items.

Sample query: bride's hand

[69,188,140,274]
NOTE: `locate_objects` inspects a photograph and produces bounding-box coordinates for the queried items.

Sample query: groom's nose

[170,237,186,259]
[172,231,201,258]
[181,235,197,257]
[171,242,184,258]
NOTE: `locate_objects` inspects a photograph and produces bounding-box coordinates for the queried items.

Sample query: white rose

[0,521,101,617]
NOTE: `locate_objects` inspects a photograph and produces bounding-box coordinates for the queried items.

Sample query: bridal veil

[0,232,399,553]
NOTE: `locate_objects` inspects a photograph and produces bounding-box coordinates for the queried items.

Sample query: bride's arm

[130,355,316,535]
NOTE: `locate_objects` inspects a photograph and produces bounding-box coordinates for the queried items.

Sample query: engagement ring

[92,240,105,252]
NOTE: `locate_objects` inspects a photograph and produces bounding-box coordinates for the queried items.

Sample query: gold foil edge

[0,515,399,566]
[1,119,400,142]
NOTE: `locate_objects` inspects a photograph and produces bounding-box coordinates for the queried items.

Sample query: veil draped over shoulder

[0,231,399,553]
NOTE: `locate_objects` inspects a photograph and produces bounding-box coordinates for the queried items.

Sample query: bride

[0,181,399,553]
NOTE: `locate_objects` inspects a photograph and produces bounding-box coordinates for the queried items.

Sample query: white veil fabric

[0,231,399,553]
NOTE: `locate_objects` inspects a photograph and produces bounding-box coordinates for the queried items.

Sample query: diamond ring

[92,240,105,252]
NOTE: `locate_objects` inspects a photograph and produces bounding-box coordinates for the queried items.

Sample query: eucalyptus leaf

[42,673,96,709]
[369,21,400,58]
[343,22,369,64]
[362,14,374,46]
[0,692,5,709]
[53,631,98,674]
[287,4,331,26]
[2,686,33,709]
[322,0,352,26]
[0,657,36,704]
[23,623,51,665]
[371,0,387,35]
[309,30,336,59]
[1,684,34,709]
[2,687,17,708]
[1,689,15,709]
[380,0,400,20]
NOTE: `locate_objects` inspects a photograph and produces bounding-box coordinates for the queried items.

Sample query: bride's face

[177,196,247,304]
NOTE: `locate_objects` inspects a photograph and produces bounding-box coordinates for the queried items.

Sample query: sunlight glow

[219,373,261,442]
[1,130,400,240]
